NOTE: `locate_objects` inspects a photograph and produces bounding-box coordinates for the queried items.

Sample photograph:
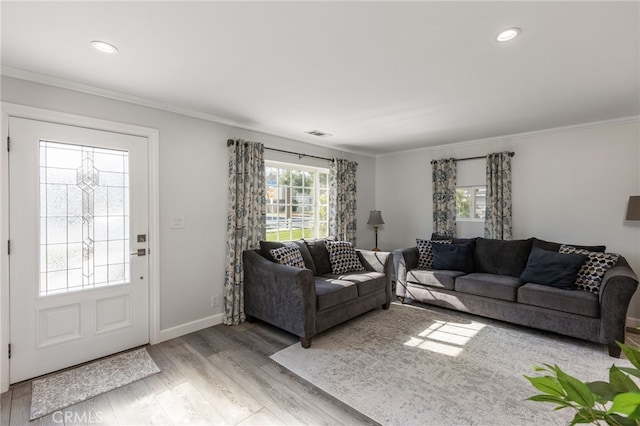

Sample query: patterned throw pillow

[559,245,619,294]
[324,240,365,275]
[417,239,452,269]
[269,245,306,269]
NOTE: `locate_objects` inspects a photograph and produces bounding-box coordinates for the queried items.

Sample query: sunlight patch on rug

[30,347,160,420]
[271,303,630,426]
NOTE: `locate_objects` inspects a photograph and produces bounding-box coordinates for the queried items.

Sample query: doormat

[30,347,160,420]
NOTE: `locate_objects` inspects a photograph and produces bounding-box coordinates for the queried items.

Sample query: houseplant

[525,342,640,425]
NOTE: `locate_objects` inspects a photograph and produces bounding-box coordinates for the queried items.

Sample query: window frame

[456,185,487,223]
[264,160,329,242]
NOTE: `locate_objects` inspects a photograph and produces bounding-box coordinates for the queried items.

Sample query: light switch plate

[171,217,185,229]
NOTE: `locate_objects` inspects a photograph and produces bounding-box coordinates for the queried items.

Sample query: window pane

[474,187,486,220]
[265,163,329,241]
[456,188,471,218]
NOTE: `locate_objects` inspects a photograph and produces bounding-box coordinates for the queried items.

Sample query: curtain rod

[430,152,514,164]
[227,139,334,162]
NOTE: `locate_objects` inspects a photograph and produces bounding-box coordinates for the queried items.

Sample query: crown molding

[376,115,640,159]
[1,66,376,159]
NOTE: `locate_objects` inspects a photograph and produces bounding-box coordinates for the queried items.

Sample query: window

[456,186,486,222]
[265,161,329,241]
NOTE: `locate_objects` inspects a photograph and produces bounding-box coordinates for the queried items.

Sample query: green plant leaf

[608,392,640,415]
[557,368,596,408]
[527,394,574,409]
[619,342,640,371]
[628,405,640,420]
[570,408,600,425]
[589,381,617,402]
[525,375,565,397]
[619,368,640,380]
[605,413,640,426]
[611,366,640,394]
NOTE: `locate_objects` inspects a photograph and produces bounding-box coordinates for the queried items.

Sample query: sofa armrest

[243,250,317,339]
[598,263,639,352]
[357,249,393,303]
[393,247,419,299]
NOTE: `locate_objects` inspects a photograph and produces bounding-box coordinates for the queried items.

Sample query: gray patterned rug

[30,347,160,420]
[271,303,631,425]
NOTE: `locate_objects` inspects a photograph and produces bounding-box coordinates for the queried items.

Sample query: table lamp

[367,210,385,251]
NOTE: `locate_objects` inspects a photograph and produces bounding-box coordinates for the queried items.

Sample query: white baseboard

[159,313,224,342]
[627,316,640,330]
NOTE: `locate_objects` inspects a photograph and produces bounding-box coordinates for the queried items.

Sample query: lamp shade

[627,196,640,221]
[367,210,385,226]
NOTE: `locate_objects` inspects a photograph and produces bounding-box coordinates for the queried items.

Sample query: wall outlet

[211,295,220,308]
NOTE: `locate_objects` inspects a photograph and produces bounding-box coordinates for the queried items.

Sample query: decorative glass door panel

[39,142,130,295]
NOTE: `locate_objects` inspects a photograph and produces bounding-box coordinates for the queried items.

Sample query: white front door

[9,117,149,383]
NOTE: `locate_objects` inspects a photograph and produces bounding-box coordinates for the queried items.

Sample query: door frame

[0,103,161,392]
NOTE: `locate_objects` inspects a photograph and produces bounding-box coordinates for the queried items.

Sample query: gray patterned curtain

[224,139,265,325]
[485,152,513,240]
[432,159,457,237]
[329,159,358,244]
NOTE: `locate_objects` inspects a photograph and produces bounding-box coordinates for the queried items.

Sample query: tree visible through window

[456,186,486,221]
[265,162,329,241]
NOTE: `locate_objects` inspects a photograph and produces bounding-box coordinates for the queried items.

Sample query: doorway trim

[0,103,161,392]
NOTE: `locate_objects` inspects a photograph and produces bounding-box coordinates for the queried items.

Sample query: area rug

[30,347,160,420]
[271,303,631,425]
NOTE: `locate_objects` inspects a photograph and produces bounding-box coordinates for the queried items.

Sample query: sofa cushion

[520,247,587,289]
[473,238,533,277]
[324,271,386,296]
[532,237,606,253]
[325,240,365,274]
[292,241,317,275]
[314,277,358,310]
[455,273,522,301]
[269,245,306,269]
[559,245,619,294]
[406,269,466,290]
[432,233,479,245]
[417,239,452,269]
[518,283,599,317]
[432,242,475,273]
[305,238,334,275]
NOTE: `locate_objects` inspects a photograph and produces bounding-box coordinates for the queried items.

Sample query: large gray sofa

[243,239,393,348]
[393,236,638,357]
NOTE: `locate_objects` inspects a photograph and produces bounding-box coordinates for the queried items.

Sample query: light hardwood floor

[1,321,378,426]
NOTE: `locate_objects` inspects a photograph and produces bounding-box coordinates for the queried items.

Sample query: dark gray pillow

[532,237,606,253]
[292,240,317,275]
[520,247,588,289]
[474,238,533,277]
[259,240,317,274]
[304,238,333,275]
[432,242,475,273]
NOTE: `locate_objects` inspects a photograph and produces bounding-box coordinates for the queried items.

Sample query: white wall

[0,76,376,333]
[376,119,640,318]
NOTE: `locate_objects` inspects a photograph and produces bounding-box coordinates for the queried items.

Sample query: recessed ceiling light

[91,40,118,54]
[496,28,521,42]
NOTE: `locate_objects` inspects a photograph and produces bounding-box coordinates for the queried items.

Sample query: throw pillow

[559,245,619,294]
[520,247,588,289]
[417,239,452,269]
[269,244,306,269]
[431,242,475,273]
[324,240,365,275]
[473,238,533,277]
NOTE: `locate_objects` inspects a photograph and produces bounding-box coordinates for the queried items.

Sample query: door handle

[130,249,146,256]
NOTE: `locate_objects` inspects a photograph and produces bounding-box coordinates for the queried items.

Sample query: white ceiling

[2,1,639,155]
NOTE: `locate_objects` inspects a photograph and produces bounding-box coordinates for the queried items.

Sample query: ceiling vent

[305,130,332,137]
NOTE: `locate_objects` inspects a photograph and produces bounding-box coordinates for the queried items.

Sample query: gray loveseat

[243,239,393,348]
[394,236,638,357]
